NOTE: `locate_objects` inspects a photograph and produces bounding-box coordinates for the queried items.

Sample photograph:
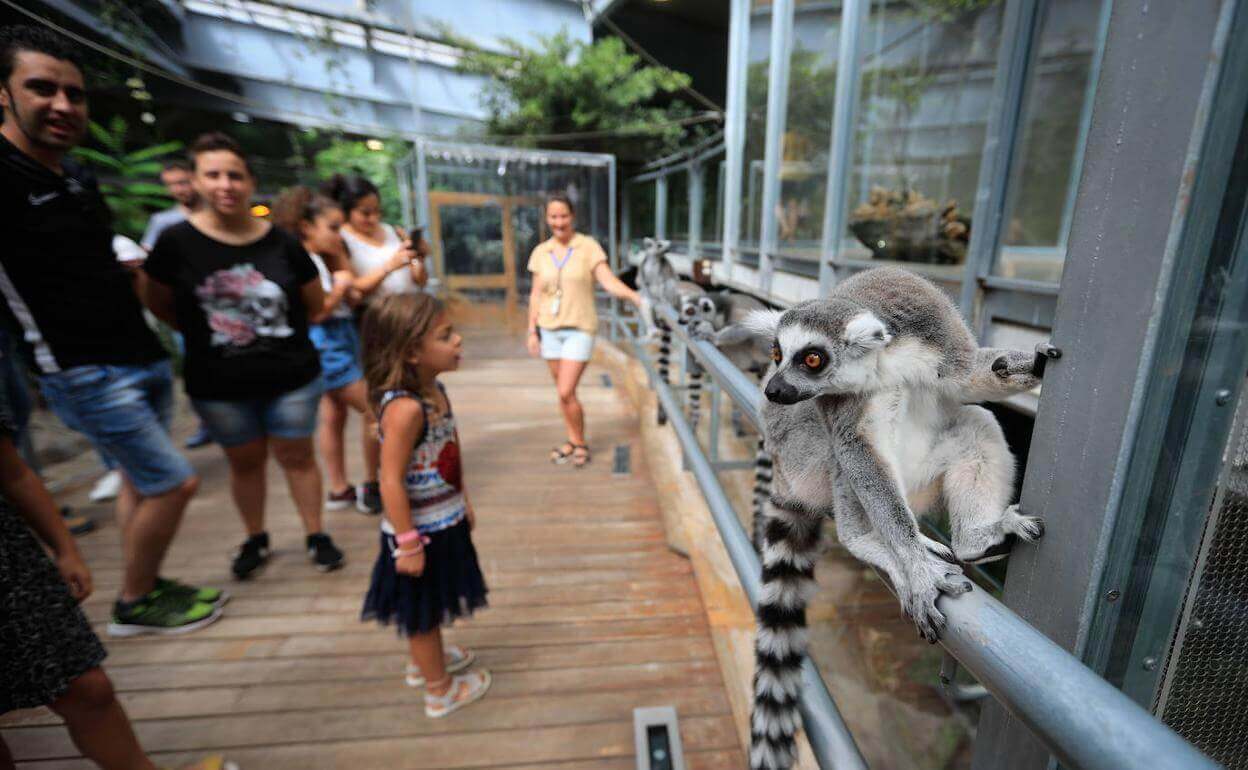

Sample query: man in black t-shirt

[0,26,223,635]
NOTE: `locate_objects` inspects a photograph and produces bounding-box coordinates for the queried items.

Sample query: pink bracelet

[392,547,423,560]
[395,530,430,546]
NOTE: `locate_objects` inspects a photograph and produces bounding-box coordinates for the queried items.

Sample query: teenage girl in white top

[321,174,428,513]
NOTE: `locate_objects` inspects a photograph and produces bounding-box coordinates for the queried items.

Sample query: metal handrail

[645,305,1216,770]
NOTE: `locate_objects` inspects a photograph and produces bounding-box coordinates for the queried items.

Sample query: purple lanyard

[550,245,574,271]
[550,245,574,292]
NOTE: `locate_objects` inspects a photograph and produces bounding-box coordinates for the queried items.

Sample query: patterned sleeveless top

[377,385,466,535]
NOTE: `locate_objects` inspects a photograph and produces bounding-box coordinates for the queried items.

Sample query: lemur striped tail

[687,363,703,434]
[656,328,672,425]
[751,497,822,770]
[751,440,773,554]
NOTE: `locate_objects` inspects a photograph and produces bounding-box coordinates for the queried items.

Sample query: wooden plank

[100,637,716,691]
[8,687,730,760]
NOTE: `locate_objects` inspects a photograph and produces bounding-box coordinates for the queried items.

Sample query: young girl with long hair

[271,186,382,515]
[359,294,490,718]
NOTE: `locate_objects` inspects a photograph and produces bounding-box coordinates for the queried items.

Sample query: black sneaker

[231,532,271,580]
[356,481,382,515]
[307,533,345,572]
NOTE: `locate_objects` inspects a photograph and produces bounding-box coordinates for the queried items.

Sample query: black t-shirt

[0,134,166,374]
[144,222,321,401]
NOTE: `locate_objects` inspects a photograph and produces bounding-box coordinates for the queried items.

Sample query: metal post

[973,1,1243,767]
[817,0,866,295]
[758,0,795,294]
[957,0,1043,319]
[722,0,752,271]
[689,162,704,260]
[655,174,668,240]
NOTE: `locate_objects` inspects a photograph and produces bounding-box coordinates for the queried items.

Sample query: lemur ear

[845,311,892,351]
[643,237,656,250]
[658,239,671,254]
[742,308,784,339]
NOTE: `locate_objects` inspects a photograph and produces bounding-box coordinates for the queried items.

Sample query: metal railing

[614,304,1216,770]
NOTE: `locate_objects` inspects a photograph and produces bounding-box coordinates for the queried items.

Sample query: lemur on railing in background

[636,237,708,426]
[690,289,776,554]
[743,267,1047,770]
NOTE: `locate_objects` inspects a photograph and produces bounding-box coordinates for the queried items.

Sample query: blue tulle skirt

[361,519,488,636]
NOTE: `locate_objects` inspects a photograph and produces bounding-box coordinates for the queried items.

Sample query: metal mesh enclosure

[1155,386,1248,768]
[397,140,616,307]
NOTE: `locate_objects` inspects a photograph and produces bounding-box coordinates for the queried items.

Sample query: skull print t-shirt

[144,221,321,400]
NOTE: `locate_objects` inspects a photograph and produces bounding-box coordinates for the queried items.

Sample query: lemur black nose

[764,377,802,405]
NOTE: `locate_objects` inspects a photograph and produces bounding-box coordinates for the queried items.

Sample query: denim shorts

[308,317,363,392]
[539,327,595,362]
[191,376,322,447]
[38,360,194,496]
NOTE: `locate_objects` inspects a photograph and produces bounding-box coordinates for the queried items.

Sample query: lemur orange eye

[803,351,824,370]
[771,344,782,363]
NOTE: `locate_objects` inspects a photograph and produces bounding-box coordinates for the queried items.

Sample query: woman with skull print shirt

[142,132,346,580]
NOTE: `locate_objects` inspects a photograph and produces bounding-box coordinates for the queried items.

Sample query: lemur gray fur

[744,267,1045,769]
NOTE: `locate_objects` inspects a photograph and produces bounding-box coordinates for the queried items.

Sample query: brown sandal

[571,444,591,468]
[550,442,575,465]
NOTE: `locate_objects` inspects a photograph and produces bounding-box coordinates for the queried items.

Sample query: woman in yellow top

[527,194,640,468]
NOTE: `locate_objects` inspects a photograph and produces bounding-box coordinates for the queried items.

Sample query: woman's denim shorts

[192,376,322,448]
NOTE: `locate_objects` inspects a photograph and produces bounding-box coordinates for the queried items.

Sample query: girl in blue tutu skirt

[359,293,490,718]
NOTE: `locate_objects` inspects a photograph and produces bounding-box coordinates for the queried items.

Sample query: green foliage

[70,116,183,240]
[310,136,409,224]
[454,31,708,163]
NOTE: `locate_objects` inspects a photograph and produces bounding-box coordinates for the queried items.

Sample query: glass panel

[700,157,724,258]
[627,180,656,251]
[667,170,690,249]
[995,0,1110,283]
[439,203,504,276]
[838,1,1005,277]
[776,1,841,264]
[513,203,544,292]
[739,1,772,259]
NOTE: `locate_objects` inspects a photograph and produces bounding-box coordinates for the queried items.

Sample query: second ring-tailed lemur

[745,267,1045,769]
[636,237,710,426]
[690,289,776,553]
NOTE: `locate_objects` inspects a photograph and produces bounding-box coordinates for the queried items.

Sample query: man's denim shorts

[38,360,195,496]
[191,376,322,448]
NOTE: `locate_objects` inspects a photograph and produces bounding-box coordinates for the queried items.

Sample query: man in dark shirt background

[0,26,223,635]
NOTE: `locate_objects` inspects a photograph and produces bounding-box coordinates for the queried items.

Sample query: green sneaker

[107,590,222,637]
[156,577,230,609]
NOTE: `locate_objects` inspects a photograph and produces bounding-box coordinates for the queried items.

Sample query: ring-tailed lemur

[691,290,776,553]
[636,238,679,424]
[680,292,718,435]
[745,267,1045,769]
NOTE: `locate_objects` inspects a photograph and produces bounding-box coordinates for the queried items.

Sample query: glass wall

[836,0,1005,275]
[775,1,841,263]
[626,178,656,252]
[700,157,725,258]
[738,2,773,262]
[667,169,690,250]
[995,0,1110,284]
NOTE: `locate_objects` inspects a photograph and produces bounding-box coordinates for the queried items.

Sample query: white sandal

[424,669,491,718]
[405,645,476,687]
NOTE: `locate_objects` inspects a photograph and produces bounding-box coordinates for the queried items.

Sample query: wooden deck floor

[1,324,745,769]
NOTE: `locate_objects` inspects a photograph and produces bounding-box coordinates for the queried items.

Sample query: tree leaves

[69,117,184,239]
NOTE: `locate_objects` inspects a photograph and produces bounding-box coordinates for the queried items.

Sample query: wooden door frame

[427,192,545,319]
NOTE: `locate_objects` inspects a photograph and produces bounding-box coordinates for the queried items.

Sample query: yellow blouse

[527,233,608,334]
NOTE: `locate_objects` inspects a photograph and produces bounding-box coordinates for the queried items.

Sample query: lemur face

[746,300,892,404]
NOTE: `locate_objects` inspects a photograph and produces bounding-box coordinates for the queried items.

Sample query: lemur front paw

[955,505,1045,564]
[990,350,1042,390]
[902,552,972,644]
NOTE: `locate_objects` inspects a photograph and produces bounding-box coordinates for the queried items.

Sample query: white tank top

[308,253,353,320]
[341,224,419,297]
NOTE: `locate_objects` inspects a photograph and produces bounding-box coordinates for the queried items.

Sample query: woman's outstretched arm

[593,262,641,307]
